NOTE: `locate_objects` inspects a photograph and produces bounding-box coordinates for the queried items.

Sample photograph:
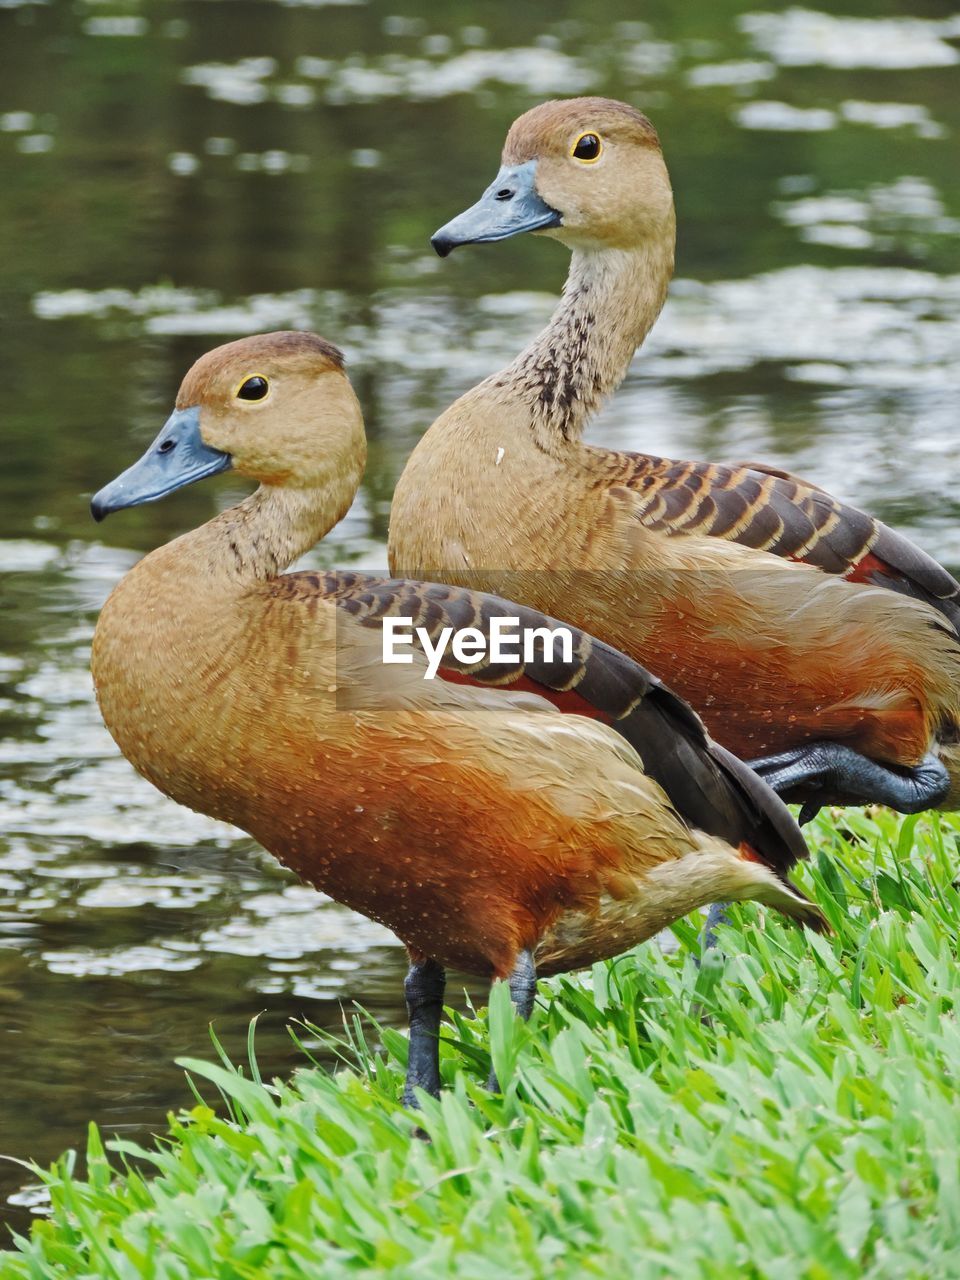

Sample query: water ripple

[741,8,960,70]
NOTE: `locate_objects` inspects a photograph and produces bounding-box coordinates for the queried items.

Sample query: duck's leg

[402,955,446,1106]
[487,948,537,1093]
[702,901,730,951]
[749,743,949,818]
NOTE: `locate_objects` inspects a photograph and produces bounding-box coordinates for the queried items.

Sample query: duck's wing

[276,569,810,889]
[610,452,960,633]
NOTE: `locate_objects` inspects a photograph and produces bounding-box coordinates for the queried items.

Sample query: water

[1,0,959,1231]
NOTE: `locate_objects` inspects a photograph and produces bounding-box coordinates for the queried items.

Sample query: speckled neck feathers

[491,240,674,450]
[198,479,353,584]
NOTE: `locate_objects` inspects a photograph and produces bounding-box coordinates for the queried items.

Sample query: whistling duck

[90,332,819,1103]
[389,96,960,821]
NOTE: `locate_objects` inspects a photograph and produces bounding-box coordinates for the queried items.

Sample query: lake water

[1,0,959,1231]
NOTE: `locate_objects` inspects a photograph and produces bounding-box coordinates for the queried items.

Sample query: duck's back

[389,415,960,767]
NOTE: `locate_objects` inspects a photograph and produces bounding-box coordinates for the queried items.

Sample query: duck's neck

[493,237,674,451]
[201,478,351,583]
[150,454,362,599]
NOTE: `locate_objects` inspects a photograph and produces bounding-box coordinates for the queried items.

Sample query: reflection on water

[1,0,959,1234]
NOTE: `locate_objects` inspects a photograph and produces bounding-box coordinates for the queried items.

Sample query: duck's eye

[237,375,269,401]
[571,133,602,162]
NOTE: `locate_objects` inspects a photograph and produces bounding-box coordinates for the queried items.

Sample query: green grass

[5,808,960,1279]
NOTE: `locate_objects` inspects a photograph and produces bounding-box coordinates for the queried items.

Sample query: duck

[388,96,960,821]
[90,331,820,1104]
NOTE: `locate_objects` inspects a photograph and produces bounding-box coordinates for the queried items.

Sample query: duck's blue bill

[90,405,232,522]
[431,160,562,257]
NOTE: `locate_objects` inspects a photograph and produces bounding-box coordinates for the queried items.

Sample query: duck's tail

[739,858,827,933]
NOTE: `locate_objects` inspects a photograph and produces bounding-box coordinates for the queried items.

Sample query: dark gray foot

[702,901,730,951]
[487,949,537,1093]
[749,744,949,817]
[402,956,446,1107]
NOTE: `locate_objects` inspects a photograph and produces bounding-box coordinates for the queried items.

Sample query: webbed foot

[749,744,948,816]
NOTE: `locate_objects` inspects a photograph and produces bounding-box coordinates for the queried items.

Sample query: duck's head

[91,332,364,521]
[431,97,673,258]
